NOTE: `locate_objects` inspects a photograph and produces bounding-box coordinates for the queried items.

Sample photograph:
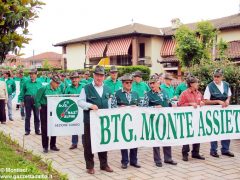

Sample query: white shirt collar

[121,88,132,93]
[213,81,223,87]
[92,81,103,88]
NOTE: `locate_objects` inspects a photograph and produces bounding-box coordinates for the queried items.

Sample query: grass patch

[0,131,68,180]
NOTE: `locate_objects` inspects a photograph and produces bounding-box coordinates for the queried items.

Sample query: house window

[139,43,145,58]
[64,58,67,70]
[116,55,131,66]
[89,58,101,65]
[63,46,67,54]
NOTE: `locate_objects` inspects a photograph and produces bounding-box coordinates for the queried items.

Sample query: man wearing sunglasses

[146,75,177,167]
[203,69,234,158]
[114,73,141,169]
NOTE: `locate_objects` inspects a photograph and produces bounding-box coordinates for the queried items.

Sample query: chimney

[159,28,164,35]
[239,0,240,14]
[171,18,182,29]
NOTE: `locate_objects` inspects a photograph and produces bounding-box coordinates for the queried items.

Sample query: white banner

[47,96,84,136]
[90,105,240,153]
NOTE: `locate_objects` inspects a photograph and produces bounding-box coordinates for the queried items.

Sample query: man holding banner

[64,72,84,150]
[178,75,205,161]
[35,75,62,153]
[147,75,177,167]
[204,69,235,158]
[78,65,113,174]
[115,73,141,169]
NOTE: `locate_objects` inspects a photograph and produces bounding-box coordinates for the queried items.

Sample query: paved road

[0,106,240,179]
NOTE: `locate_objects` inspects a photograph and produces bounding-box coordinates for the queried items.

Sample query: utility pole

[32,49,35,68]
[238,0,240,14]
[131,18,134,25]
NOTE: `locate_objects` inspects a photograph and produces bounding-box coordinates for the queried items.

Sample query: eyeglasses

[214,76,221,78]
[124,81,132,84]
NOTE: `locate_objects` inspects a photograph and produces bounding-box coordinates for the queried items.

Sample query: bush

[108,65,150,81]
[36,67,62,71]
[28,66,150,80]
[77,65,151,81]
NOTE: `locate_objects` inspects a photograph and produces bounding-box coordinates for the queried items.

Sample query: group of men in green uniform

[78,65,235,174]
[76,66,186,174]
[0,68,94,152]
[0,65,235,175]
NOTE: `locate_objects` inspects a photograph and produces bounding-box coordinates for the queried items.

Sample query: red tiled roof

[22,52,62,61]
[216,40,240,59]
[55,23,164,46]
[158,56,179,63]
[163,14,240,36]
[161,40,240,63]
[55,14,240,46]
[6,54,24,60]
[226,40,240,59]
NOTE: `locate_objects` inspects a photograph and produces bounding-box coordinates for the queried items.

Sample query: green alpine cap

[94,65,105,75]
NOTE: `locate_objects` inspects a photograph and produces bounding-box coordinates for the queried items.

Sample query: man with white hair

[204,69,234,158]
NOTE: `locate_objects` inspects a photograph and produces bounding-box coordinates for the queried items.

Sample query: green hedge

[105,65,150,81]
[21,65,151,80]
[37,67,62,71]
[76,65,151,81]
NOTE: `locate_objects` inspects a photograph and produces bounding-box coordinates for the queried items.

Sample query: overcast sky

[21,0,240,57]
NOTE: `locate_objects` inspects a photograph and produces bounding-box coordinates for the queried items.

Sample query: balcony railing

[138,56,152,67]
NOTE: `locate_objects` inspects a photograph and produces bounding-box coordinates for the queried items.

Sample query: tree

[175,21,217,67]
[196,21,217,60]
[42,59,51,69]
[175,25,202,67]
[0,0,45,64]
[217,38,228,60]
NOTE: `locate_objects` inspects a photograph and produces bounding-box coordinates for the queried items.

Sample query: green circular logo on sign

[56,99,78,123]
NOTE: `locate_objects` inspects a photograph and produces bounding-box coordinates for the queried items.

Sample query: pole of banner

[46,94,80,97]
[22,134,25,155]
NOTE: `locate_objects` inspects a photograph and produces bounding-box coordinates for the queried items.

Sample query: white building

[55,14,240,78]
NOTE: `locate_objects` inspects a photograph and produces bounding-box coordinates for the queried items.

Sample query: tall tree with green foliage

[0,0,45,64]
[197,21,217,60]
[175,21,217,67]
[175,25,202,67]
[42,59,51,69]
